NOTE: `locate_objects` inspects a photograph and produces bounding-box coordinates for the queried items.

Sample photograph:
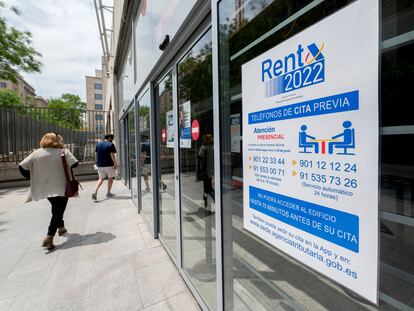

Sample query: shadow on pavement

[55,232,116,250]
[112,195,132,200]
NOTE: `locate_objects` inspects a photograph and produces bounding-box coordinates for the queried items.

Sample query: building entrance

[154,28,217,310]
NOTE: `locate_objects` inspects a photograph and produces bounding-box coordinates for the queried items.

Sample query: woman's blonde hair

[39,132,64,148]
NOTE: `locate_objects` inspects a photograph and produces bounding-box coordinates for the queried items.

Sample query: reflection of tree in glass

[139,105,150,131]
[158,76,173,143]
[178,42,213,105]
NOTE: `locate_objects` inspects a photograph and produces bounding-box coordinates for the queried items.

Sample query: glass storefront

[119,40,135,109]
[128,107,137,205]
[155,71,177,257]
[178,29,217,310]
[218,0,414,310]
[138,90,154,228]
[116,0,414,309]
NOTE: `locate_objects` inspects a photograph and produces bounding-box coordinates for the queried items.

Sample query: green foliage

[178,42,213,104]
[0,2,42,82]
[46,93,87,129]
[0,88,22,108]
[48,93,86,110]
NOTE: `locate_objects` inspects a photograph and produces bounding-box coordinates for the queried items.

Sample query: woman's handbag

[60,150,81,197]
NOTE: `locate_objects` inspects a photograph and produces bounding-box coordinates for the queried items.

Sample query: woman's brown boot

[41,236,55,250]
[58,227,67,236]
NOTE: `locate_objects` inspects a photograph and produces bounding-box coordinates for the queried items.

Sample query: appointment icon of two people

[299,121,355,155]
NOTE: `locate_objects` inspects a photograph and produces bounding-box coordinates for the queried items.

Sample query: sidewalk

[0,181,200,311]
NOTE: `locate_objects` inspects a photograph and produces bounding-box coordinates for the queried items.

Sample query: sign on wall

[242,0,379,303]
[179,101,191,148]
[166,110,174,148]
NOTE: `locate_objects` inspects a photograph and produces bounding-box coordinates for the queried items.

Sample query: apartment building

[0,74,37,106]
[85,69,105,132]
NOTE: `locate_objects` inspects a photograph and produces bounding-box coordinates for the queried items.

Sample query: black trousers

[47,196,68,236]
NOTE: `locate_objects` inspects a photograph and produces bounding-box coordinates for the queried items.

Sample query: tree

[48,93,86,110]
[47,93,87,129]
[0,88,22,108]
[0,1,42,82]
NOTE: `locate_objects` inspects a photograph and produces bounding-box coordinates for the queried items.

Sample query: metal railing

[0,107,110,164]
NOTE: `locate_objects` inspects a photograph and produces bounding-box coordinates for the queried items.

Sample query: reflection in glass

[219,0,414,310]
[156,72,177,257]
[139,91,153,228]
[178,29,216,310]
[134,0,196,88]
[119,40,135,109]
[120,119,126,182]
[129,107,137,205]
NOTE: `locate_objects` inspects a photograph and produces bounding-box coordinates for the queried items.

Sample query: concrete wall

[0,162,99,189]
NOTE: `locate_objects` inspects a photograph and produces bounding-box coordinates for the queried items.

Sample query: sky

[3,0,103,101]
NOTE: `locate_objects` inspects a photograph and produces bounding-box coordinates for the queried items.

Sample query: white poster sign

[166,110,174,148]
[179,101,191,148]
[242,0,378,303]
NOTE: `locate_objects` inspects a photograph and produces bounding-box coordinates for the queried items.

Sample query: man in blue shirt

[92,134,117,200]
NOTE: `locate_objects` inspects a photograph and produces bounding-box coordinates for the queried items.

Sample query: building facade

[0,74,37,106]
[34,96,48,108]
[106,1,414,310]
[85,69,105,132]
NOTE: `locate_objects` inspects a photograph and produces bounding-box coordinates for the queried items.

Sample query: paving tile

[132,246,170,271]
[138,223,149,233]
[8,247,59,278]
[135,261,187,308]
[143,291,200,311]
[0,181,198,311]
[140,229,161,249]
[58,286,143,311]
[0,268,50,300]
[91,254,138,298]
[45,250,94,290]
[0,297,15,311]
[94,236,145,261]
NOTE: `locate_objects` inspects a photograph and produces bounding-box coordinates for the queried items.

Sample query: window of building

[96,125,104,131]
[95,114,103,121]
[94,94,102,100]
[0,82,6,88]
[95,104,103,110]
[94,83,102,90]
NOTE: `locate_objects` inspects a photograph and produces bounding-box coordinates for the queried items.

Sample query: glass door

[177,28,217,310]
[155,71,178,257]
[138,90,154,228]
[128,107,138,206]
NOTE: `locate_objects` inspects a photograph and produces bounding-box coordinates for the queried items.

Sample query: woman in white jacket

[19,133,78,250]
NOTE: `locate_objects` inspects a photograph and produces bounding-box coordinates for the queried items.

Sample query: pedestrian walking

[19,133,78,250]
[92,134,117,200]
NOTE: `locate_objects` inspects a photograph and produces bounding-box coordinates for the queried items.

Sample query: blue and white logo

[262,43,325,97]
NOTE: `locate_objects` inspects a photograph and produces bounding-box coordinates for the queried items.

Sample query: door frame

[152,20,215,311]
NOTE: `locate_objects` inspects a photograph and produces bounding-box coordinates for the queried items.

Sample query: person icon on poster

[299,125,319,153]
[328,121,355,155]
